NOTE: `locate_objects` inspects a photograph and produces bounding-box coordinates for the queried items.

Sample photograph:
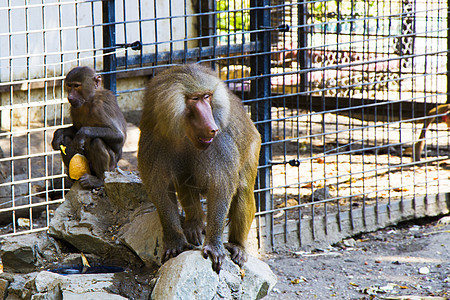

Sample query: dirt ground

[262,215,450,300]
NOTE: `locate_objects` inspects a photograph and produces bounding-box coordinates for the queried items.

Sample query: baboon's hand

[182,219,205,246]
[162,239,194,263]
[225,242,248,268]
[202,242,226,274]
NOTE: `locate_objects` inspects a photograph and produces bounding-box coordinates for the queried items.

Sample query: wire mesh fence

[0,0,448,250]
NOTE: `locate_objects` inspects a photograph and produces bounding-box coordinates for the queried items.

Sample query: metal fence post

[102,0,117,94]
[250,0,273,251]
[298,1,308,91]
[448,5,450,105]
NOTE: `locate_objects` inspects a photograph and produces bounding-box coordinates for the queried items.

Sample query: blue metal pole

[102,0,117,94]
[251,0,273,249]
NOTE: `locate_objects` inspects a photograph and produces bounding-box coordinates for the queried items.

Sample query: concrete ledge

[259,193,450,252]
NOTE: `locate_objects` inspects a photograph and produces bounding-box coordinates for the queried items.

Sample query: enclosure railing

[0,0,448,251]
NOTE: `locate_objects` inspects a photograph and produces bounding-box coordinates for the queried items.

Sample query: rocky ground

[263,215,450,300]
[0,176,277,299]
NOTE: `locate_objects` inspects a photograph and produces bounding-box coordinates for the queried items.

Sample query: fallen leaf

[276,198,298,208]
[291,276,307,284]
[81,252,91,268]
[393,187,409,192]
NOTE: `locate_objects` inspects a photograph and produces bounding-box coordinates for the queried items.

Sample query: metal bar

[116,43,257,68]
[448,4,450,105]
[102,0,117,93]
[250,0,272,251]
[298,0,308,92]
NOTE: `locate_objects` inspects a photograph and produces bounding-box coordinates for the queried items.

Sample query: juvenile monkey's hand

[51,129,65,150]
[72,134,86,152]
[202,242,226,274]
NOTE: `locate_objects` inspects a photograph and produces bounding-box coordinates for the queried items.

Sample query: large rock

[242,255,278,299]
[2,272,37,299]
[34,271,127,299]
[151,251,277,300]
[0,266,151,299]
[0,278,8,299]
[61,291,128,300]
[1,270,130,299]
[0,232,60,273]
[119,210,163,267]
[104,170,149,210]
[48,181,140,265]
[48,171,156,266]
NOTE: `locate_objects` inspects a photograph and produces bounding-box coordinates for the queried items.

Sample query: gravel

[263,215,450,299]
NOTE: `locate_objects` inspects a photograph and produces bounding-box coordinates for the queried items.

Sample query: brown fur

[52,66,127,189]
[138,64,261,273]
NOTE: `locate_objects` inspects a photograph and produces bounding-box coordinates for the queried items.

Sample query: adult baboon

[138,64,261,273]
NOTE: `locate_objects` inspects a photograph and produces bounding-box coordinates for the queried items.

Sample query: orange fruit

[69,153,90,180]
